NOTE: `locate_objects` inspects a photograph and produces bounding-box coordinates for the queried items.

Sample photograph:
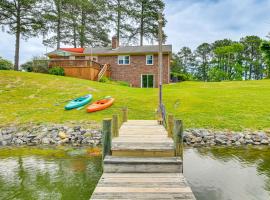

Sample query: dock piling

[102,118,112,160]
[112,114,119,137]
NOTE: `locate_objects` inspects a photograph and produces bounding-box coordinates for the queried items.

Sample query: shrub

[20,61,33,72]
[20,56,49,73]
[171,72,191,82]
[99,76,110,83]
[0,57,13,70]
[99,76,130,86]
[115,81,130,87]
[48,67,65,76]
[208,68,227,82]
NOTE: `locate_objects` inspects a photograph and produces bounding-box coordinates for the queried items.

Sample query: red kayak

[87,97,114,113]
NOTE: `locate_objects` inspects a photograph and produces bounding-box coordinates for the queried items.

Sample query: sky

[1,0,270,64]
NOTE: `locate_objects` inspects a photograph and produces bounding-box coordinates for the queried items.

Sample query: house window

[146,55,154,65]
[118,55,130,65]
[141,74,154,88]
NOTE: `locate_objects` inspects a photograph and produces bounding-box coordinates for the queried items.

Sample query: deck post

[102,119,112,160]
[167,114,174,138]
[173,119,183,161]
[122,107,128,123]
[112,114,119,137]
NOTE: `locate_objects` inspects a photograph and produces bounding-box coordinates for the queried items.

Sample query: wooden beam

[102,118,112,160]
[167,114,174,138]
[122,107,128,123]
[112,114,119,137]
[173,119,183,162]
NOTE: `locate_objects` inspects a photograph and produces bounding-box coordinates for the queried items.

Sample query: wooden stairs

[97,64,109,81]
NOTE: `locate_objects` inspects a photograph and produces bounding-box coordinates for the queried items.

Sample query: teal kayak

[65,94,93,110]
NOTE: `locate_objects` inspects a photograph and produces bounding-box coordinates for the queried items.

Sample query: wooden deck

[90,120,196,200]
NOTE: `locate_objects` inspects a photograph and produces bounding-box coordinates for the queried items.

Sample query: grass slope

[1,71,270,130]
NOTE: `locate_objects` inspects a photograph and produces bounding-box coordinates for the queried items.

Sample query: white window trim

[146,54,154,65]
[141,74,155,88]
[118,55,130,65]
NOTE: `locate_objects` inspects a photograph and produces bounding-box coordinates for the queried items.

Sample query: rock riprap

[0,125,269,147]
[0,123,101,147]
[184,129,270,146]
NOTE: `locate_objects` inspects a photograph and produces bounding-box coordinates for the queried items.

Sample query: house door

[141,75,154,88]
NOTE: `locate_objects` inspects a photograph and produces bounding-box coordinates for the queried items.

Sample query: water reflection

[1,146,270,200]
[184,146,270,200]
[0,147,102,200]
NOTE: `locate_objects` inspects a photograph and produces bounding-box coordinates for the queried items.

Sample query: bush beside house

[48,67,65,76]
[20,56,49,73]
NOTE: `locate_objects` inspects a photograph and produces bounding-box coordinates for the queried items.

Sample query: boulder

[59,131,67,139]
[41,137,50,144]
[260,139,269,145]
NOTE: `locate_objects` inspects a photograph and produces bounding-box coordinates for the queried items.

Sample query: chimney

[112,36,119,49]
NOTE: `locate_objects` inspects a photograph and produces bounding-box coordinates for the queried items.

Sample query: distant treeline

[172,36,270,81]
[0,0,166,70]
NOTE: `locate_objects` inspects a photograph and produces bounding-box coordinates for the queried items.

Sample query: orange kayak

[87,97,115,113]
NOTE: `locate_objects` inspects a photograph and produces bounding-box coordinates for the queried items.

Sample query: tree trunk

[117,0,121,43]
[140,2,144,46]
[249,63,252,80]
[268,64,270,78]
[72,17,77,48]
[80,10,86,48]
[56,0,61,49]
[14,2,21,71]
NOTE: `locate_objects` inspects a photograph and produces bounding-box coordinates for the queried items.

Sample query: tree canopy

[172,36,270,82]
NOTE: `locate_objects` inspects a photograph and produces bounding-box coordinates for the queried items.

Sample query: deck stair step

[111,146,175,157]
[103,156,182,173]
[112,120,175,157]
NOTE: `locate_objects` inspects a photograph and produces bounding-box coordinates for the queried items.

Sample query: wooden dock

[90,116,196,200]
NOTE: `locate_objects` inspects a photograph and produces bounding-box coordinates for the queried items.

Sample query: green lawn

[1,70,270,131]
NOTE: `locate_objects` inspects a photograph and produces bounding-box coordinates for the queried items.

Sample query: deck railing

[47,59,111,81]
[49,59,102,69]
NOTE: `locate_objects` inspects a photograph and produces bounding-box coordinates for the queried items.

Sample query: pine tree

[195,43,212,81]
[107,0,137,45]
[42,0,71,48]
[56,0,110,48]
[77,0,110,47]
[240,36,263,80]
[0,0,43,70]
[134,0,166,46]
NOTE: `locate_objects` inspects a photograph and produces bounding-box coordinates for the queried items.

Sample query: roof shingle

[84,45,172,54]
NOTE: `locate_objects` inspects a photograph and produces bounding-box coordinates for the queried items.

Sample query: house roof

[83,45,172,55]
[60,48,84,53]
[47,45,172,57]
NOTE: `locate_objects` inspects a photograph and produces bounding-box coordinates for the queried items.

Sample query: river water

[0,146,269,200]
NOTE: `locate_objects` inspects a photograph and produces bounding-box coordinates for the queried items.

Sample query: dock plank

[90,120,195,200]
[91,173,196,200]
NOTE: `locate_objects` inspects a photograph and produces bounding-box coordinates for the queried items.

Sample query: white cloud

[164,0,270,51]
[1,0,270,64]
[0,33,53,64]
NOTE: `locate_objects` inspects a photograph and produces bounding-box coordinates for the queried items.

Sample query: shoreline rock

[0,124,270,147]
[0,123,101,147]
[184,129,270,146]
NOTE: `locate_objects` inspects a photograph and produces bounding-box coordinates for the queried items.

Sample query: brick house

[47,37,172,88]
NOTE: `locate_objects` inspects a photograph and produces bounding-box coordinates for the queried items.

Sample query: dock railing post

[102,119,112,161]
[112,114,119,137]
[122,107,128,123]
[167,114,174,138]
[173,119,184,168]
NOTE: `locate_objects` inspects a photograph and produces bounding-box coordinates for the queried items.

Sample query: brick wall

[98,54,170,87]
